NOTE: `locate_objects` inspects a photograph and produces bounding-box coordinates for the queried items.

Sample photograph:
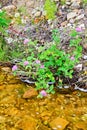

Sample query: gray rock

[71,2,81,9]
[67,12,77,20]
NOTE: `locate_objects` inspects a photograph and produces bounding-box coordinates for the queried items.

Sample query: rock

[6,74,21,84]
[38,123,50,130]
[75,64,83,71]
[71,2,81,9]
[61,21,68,27]
[23,87,38,98]
[26,1,34,8]
[69,18,75,24]
[64,86,70,89]
[15,116,37,130]
[77,23,85,29]
[2,5,16,15]
[83,43,87,50]
[75,121,87,130]
[0,116,6,123]
[67,23,73,28]
[76,14,84,20]
[13,0,44,16]
[67,11,77,20]
[83,55,87,60]
[1,67,11,73]
[34,11,41,17]
[49,117,69,130]
[66,2,71,6]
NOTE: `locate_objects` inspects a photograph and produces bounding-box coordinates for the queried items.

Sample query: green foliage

[0,10,11,61]
[0,11,10,35]
[0,48,5,60]
[13,29,82,95]
[60,0,66,5]
[18,6,27,15]
[44,0,57,19]
[83,0,87,4]
[0,37,9,61]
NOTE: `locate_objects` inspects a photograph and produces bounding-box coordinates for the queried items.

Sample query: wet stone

[49,117,69,130]
[15,116,37,130]
[23,87,38,98]
[1,67,11,73]
[0,74,6,83]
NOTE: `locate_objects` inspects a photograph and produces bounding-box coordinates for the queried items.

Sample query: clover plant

[12,28,82,95]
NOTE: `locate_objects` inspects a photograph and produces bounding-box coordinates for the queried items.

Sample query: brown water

[0,66,87,130]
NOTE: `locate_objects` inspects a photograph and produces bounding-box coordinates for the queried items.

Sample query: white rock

[76,14,84,20]
[83,55,87,60]
[64,86,70,89]
[75,64,83,71]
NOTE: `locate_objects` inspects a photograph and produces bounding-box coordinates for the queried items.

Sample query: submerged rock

[23,87,38,98]
[15,116,37,130]
[49,117,69,130]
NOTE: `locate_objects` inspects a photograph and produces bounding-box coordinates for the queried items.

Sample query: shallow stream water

[0,66,87,130]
